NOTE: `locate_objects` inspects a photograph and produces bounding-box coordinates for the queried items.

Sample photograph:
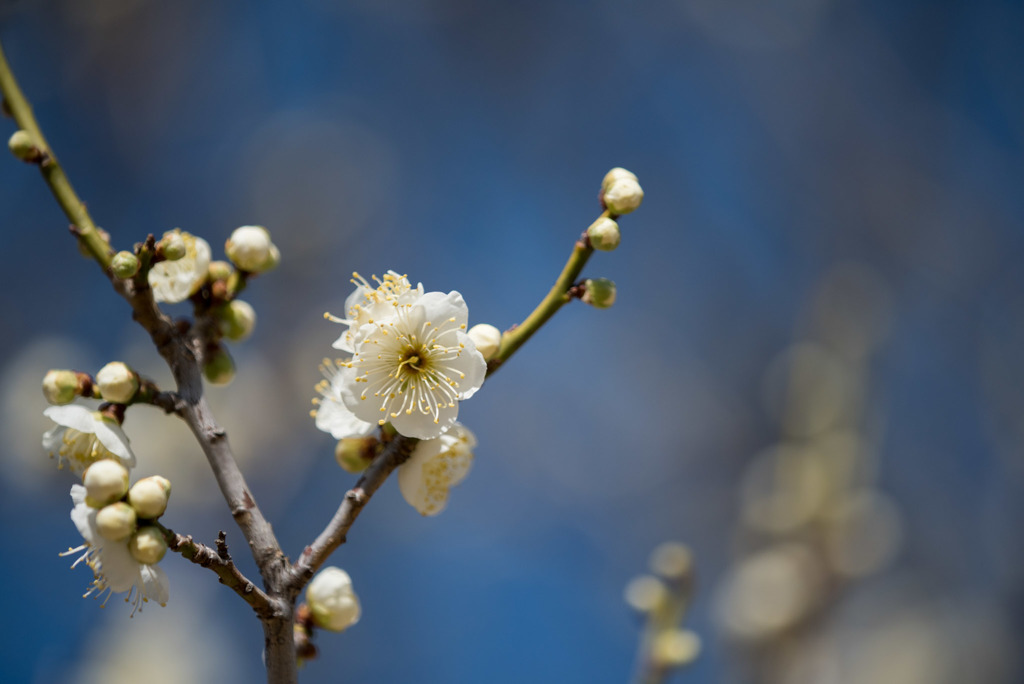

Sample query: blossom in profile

[339,290,486,439]
[62,485,169,615]
[148,229,211,303]
[312,358,376,440]
[398,422,476,516]
[306,566,361,632]
[42,405,136,475]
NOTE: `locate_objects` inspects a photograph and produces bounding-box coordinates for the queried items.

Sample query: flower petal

[91,419,136,467]
[390,401,457,440]
[316,395,376,439]
[140,564,170,606]
[44,405,98,433]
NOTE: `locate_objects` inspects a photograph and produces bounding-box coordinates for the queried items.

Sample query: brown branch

[163,527,274,618]
[288,435,419,592]
[3,39,296,683]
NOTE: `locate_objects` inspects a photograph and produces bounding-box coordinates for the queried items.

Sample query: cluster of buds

[578,167,644,309]
[82,460,172,565]
[43,362,141,406]
[137,225,279,385]
[625,542,701,676]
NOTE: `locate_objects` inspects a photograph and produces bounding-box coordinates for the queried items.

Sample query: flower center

[397,346,428,376]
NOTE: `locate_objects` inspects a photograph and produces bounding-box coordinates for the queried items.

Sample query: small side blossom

[62,485,169,615]
[338,290,486,439]
[397,422,476,516]
[43,405,136,475]
[306,567,361,632]
[311,358,376,440]
[148,229,211,304]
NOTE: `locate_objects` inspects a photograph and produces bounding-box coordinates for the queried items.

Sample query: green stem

[487,214,605,374]
[0,39,111,268]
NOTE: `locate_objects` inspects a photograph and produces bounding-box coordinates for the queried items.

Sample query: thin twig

[486,227,599,375]
[162,527,274,618]
[288,435,418,591]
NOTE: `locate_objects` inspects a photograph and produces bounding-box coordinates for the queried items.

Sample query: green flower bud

[203,347,235,385]
[42,369,80,405]
[208,260,233,282]
[335,437,375,473]
[160,232,187,261]
[111,251,140,279]
[261,243,281,272]
[129,526,168,565]
[587,217,621,251]
[8,129,39,162]
[83,460,130,508]
[95,502,137,542]
[219,300,257,341]
[581,278,616,309]
[128,475,171,519]
[95,361,139,403]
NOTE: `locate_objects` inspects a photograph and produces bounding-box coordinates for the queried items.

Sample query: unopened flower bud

[581,278,616,309]
[602,167,638,192]
[95,362,139,404]
[111,251,140,279]
[159,232,187,261]
[225,225,278,273]
[129,526,168,564]
[587,217,621,251]
[128,475,171,519]
[83,460,130,508]
[203,348,235,385]
[650,542,693,582]
[604,177,644,215]
[624,575,668,613]
[42,369,80,405]
[651,629,701,668]
[335,437,375,473]
[8,129,39,162]
[467,323,501,361]
[95,502,137,542]
[208,260,233,282]
[219,300,257,341]
[262,244,281,272]
[306,567,361,632]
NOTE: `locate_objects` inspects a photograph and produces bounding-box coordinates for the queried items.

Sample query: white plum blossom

[326,271,424,353]
[62,485,169,615]
[148,229,211,303]
[314,272,485,440]
[338,290,486,439]
[42,405,136,475]
[398,422,476,516]
[306,566,361,632]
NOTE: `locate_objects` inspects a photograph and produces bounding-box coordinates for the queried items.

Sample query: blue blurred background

[2,1,1023,682]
